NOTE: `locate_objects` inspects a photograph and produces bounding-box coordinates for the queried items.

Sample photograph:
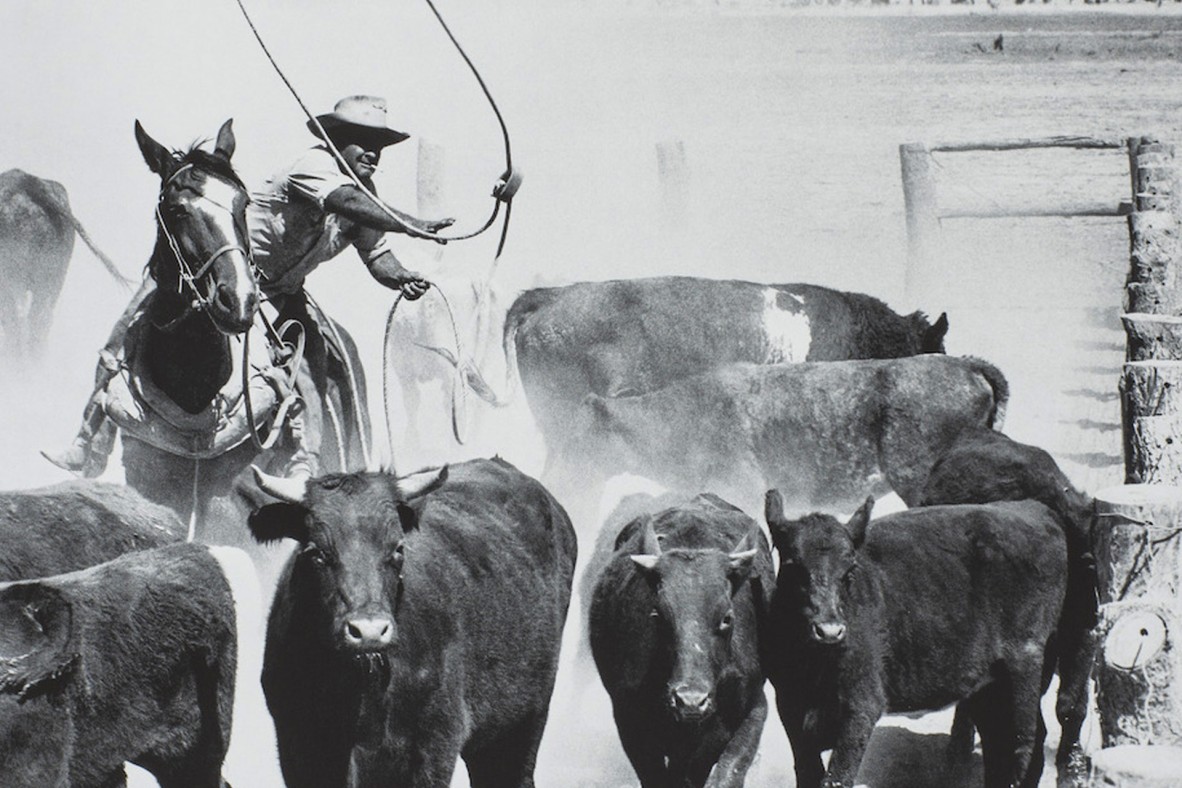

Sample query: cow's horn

[398,465,449,500]
[251,465,307,504]
[641,518,662,557]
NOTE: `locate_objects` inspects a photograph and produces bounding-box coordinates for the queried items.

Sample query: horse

[0,169,129,360]
[110,119,368,564]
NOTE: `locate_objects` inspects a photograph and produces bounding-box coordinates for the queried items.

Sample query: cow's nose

[343,616,394,650]
[812,621,846,644]
[670,686,713,720]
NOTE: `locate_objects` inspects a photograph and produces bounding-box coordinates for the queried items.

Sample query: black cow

[551,354,1007,524]
[0,480,183,581]
[0,169,128,359]
[506,276,948,459]
[918,428,1099,782]
[763,491,1068,788]
[0,542,237,787]
[248,457,577,788]
[590,494,775,788]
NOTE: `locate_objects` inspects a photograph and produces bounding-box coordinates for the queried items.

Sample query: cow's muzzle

[811,621,847,645]
[343,615,394,652]
[669,684,714,724]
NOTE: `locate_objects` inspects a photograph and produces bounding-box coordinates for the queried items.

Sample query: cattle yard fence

[903,135,1182,783]
[899,135,1134,303]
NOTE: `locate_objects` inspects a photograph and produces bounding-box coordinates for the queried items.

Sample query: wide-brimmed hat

[307,95,409,148]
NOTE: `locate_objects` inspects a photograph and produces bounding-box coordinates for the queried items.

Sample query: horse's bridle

[154,163,254,324]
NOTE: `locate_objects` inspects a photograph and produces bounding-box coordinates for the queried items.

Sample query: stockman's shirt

[247,144,391,296]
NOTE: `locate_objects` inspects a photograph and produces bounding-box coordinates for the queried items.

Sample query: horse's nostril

[214,284,236,313]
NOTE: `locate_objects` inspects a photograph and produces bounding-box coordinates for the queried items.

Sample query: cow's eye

[387,544,405,569]
[718,610,734,634]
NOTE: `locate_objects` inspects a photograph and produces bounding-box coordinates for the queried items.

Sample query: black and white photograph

[2,0,1182,785]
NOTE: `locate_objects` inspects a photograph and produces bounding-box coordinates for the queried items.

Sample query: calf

[249,457,577,788]
[0,479,182,580]
[763,491,1067,788]
[918,428,1099,781]
[590,494,775,787]
[0,542,236,787]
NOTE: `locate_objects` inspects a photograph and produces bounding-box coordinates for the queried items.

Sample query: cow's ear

[214,119,236,160]
[846,496,874,548]
[923,312,949,353]
[0,583,79,702]
[248,502,309,544]
[396,502,419,533]
[764,489,792,548]
[135,120,176,179]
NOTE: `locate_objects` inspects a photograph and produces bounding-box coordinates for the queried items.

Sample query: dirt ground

[5,1,1182,786]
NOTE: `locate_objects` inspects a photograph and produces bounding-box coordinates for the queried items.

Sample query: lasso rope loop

[232,0,517,255]
[383,283,472,455]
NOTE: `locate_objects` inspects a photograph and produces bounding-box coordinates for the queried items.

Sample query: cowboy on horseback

[45,95,451,478]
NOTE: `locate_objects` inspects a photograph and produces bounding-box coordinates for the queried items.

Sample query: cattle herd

[0,274,1101,788]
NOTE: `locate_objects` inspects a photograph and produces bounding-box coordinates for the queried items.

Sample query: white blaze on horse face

[201,177,255,304]
[761,288,811,363]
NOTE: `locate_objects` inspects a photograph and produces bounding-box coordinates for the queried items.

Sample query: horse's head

[136,119,257,335]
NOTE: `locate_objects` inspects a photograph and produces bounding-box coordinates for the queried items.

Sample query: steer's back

[865,501,1067,711]
[405,458,578,724]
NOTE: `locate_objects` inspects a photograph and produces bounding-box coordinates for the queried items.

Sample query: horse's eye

[718,610,734,634]
[302,543,328,567]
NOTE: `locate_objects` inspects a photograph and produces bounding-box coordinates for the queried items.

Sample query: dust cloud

[4,1,1182,786]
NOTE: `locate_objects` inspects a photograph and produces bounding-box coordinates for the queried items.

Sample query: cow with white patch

[0,542,238,788]
[550,355,1006,525]
[504,276,948,473]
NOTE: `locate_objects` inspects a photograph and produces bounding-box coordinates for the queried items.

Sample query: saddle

[100,315,301,460]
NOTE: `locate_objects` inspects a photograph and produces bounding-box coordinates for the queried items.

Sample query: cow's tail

[965,356,1009,431]
[21,175,133,290]
[68,213,134,290]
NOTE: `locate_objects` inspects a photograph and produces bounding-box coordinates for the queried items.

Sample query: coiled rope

[232,0,518,463]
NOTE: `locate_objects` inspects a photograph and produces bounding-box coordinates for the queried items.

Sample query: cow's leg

[946,702,976,763]
[776,698,825,788]
[1055,619,1099,785]
[612,705,671,788]
[704,691,768,788]
[463,711,550,788]
[967,683,1017,788]
[822,696,882,788]
[1011,649,1055,788]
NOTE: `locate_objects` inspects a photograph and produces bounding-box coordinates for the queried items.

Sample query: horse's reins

[154,161,307,460]
[153,164,253,330]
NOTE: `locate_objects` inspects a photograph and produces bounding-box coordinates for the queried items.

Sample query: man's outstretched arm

[324,185,453,241]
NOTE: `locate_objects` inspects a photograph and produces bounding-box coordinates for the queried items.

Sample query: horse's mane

[174,143,246,190]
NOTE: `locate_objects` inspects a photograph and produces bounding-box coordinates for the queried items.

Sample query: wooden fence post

[656,139,689,228]
[1091,136,1182,785]
[900,142,939,303]
[1126,137,1181,315]
[417,138,446,262]
[1092,486,1182,751]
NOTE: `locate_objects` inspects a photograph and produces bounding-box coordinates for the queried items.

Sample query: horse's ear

[134,120,175,178]
[214,119,236,160]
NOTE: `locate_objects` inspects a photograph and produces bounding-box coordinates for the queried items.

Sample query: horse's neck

[142,257,233,415]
